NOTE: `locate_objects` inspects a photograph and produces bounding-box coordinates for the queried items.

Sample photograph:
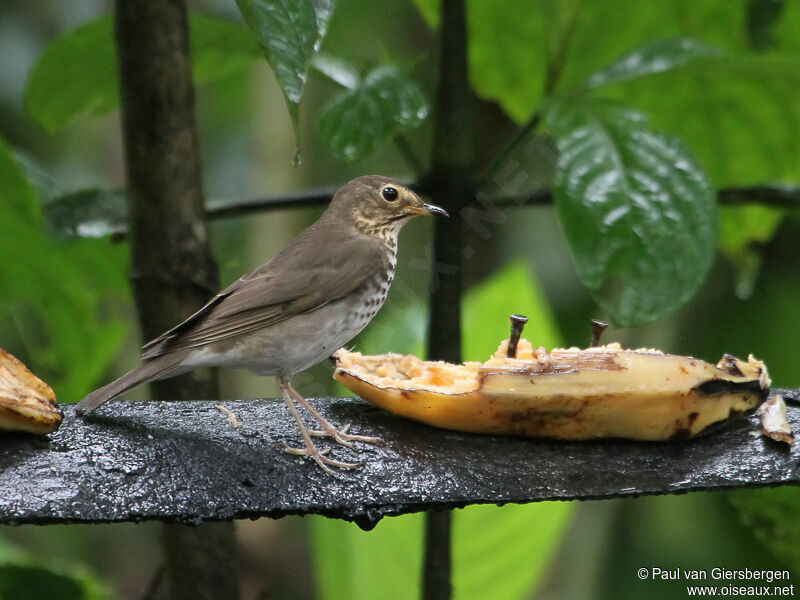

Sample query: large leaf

[412,0,547,124]
[0,564,111,600]
[0,138,129,402]
[43,188,128,240]
[235,0,333,129]
[598,55,800,185]
[413,0,752,125]
[453,502,573,600]
[311,513,424,600]
[584,38,722,89]
[462,260,561,360]
[25,15,260,133]
[546,99,716,326]
[317,64,428,162]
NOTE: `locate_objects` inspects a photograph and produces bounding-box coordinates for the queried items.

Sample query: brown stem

[422,0,475,598]
[114,1,238,599]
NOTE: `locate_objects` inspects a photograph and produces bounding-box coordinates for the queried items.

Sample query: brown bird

[77,175,447,473]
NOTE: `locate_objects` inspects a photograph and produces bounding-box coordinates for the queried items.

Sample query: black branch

[2,394,798,529]
[204,184,800,221]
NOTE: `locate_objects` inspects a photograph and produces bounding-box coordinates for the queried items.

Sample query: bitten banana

[332,337,770,441]
[0,348,62,434]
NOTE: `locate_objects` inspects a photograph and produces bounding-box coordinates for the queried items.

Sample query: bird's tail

[76,355,184,414]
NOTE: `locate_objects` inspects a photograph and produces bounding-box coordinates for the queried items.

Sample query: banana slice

[0,349,62,434]
[332,338,770,441]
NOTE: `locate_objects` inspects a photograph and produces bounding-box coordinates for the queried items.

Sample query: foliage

[235,0,333,134]
[316,61,428,162]
[728,487,800,572]
[10,0,800,597]
[545,98,716,326]
[0,137,129,402]
[24,15,260,133]
[0,536,111,600]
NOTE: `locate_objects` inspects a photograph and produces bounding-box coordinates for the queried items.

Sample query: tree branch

[204,184,800,221]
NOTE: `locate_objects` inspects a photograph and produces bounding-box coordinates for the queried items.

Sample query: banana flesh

[332,339,770,441]
[0,348,62,434]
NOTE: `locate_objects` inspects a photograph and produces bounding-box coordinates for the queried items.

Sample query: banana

[332,336,770,441]
[0,348,62,434]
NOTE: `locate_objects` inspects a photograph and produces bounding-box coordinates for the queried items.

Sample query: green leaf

[412,0,547,124]
[462,260,561,361]
[24,15,260,133]
[584,38,722,89]
[467,0,547,124]
[0,138,129,402]
[746,0,786,51]
[312,52,360,89]
[43,188,128,240]
[717,205,784,299]
[729,487,800,571]
[453,502,573,600]
[0,138,40,224]
[235,0,333,129]
[0,565,103,600]
[546,98,716,326]
[311,513,424,600]
[317,65,428,162]
[600,55,800,185]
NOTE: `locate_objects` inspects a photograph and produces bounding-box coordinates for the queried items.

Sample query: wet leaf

[584,38,722,89]
[546,98,716,326]
[602,55,800,185]
[43,188,127,240]
[235,0,333,130]
[312,52,360,89]
[25,15,259,133]
[317,65,428,162]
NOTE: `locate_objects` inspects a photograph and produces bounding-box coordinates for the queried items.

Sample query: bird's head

[331,175,447,238]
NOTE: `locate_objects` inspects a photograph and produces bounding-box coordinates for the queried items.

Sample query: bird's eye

[381,186,399,202]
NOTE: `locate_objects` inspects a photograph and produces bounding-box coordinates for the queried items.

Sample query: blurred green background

[1,0,799,598]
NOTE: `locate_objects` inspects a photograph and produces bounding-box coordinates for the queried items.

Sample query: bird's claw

[283,442,360,473]
[307,423,382,447]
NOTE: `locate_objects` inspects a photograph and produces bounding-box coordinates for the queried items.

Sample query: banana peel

[0,348,62,434]
[332,338,771,441]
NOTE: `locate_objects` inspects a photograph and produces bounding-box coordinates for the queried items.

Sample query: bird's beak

[409,203,449,217]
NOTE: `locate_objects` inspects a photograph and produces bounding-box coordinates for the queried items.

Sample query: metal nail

[507,314,529,358]
[590,320,608,347]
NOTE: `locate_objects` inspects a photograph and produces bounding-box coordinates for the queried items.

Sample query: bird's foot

[308,423,382,447]
[283,442,360,474]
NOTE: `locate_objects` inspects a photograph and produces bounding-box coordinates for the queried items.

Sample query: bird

[77,175,447,473]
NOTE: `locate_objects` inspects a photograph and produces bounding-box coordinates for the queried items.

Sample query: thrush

[77,175,447,473]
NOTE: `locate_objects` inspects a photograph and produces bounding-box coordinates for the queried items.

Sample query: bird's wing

[141,226,384,359]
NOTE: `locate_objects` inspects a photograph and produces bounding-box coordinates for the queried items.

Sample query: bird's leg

[278,379,359,473]
[285,383,382,447]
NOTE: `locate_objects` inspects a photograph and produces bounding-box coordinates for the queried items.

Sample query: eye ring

[381,186,399,202]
